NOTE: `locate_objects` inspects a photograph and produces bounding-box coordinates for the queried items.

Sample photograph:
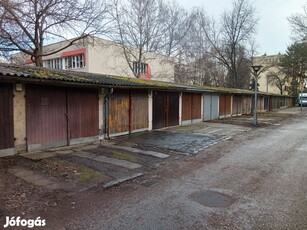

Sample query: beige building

[12,36,175,82]
[253,54,289,95]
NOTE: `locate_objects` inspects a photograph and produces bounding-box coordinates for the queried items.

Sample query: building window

[43,58,62,69]
[43,54,85,70]
[132,61,147,74]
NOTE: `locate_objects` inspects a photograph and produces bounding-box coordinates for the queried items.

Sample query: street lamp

[251,65,263,126]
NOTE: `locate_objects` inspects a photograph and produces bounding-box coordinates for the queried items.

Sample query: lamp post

[251,65,262,126]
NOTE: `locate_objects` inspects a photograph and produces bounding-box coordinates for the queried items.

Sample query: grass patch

[31,162,39,170]
[77,167,102,181]
[29,158,104,182]
[110,151,137,163]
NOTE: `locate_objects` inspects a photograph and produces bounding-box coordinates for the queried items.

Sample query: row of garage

[0,64,294,155]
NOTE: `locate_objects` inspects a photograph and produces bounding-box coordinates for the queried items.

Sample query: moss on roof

[0,63,293,97]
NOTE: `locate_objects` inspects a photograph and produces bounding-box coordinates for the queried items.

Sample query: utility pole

[251,65,263,126]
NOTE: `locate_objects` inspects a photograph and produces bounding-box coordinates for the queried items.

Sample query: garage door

[26,85,99,151]
[0,83,14,154]
[153,91,179,129]
[182,93,202,124]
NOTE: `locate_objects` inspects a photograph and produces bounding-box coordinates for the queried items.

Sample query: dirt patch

[209,111,296,127]
[30,157,107,183]
[0,155,110,225]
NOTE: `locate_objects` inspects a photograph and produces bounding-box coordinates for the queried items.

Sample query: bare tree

[109,0,164,77]
[194,0,258,89]
[0,0,109,66]
[267,74,286,94]
[162,1,192,57]
[288,4,307,41]
[109,0,191,78]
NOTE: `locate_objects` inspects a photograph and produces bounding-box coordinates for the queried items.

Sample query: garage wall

[13,84,26,152]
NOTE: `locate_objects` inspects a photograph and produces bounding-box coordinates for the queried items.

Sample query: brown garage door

[131,90,148,131]
[182,93,192,121]
[26,85,99,150]
[232,95,242,115]
[109,89,149,135]
[0,83,14,150]
[109,89,130,134]
[219,94,232,117]
[68,88,99,139]
[191,93,201,120]
[26,85,68,149]
[182,93,201,122]
[153,91,179,129]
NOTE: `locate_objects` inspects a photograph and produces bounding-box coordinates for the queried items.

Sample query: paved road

[67,112,307,230]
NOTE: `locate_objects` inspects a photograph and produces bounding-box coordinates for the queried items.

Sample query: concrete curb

[103,172,144,188]
[107,145,170,159]
[73,151,142,169]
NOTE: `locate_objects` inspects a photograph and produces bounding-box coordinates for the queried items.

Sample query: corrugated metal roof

[0,63,291,97]
[0,63,197,90]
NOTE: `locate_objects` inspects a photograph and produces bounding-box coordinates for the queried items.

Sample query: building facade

[253,54,289,95]
[12,36,175,82]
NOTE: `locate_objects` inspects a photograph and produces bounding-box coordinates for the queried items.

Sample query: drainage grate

[192,190,235,207]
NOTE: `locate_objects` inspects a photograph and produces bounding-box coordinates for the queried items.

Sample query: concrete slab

[103,172,143,188]
[132,131,221,155]
[8,167,63,190]
[73,151,142,169]
[107,145,170,159]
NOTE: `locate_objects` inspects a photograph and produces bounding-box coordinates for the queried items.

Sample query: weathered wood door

[109,89,130,135]
[182,93,201,123]
[219,94,232,117]
[109,89,149,135]
[0,83,14,151]
[131,90,148,131]
[232,95,243,115]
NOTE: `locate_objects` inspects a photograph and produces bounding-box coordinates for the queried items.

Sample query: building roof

[0,63,290,97]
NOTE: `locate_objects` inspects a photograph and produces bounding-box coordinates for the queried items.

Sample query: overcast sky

[177,0,306,56]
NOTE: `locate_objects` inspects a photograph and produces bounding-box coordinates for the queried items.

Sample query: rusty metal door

[26,85,68,150]
[0,83,14,150]
[131,90,148,131]
[109,89,130,134]
[68,88,99,139]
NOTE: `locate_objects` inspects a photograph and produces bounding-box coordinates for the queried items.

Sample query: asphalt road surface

[67,113,307,230]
